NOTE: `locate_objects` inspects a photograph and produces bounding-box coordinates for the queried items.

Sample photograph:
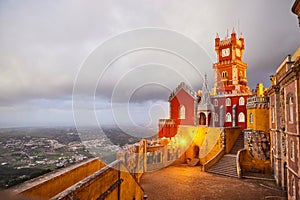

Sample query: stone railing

[236,148,247,178]
[146,143,184,171]
[158,119,176,126]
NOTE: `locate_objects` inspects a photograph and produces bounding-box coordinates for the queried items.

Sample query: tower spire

[226,28,229,38]
[232,27,236,34]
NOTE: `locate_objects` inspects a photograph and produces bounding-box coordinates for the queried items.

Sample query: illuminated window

[249,112,253,124]
[239,97,245,105]
[289,96,294,122]
[226,98,231,106]
[225,113,232,122]
[238,112,245,122]
[290,139,295,161]
[179,105,186,119]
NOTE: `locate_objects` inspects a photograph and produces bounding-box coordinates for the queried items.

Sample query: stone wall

[51,159,144,200]
[246,130,270,160]
[10,158,106,199]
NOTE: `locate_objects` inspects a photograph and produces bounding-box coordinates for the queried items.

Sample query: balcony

[246,96,269,109]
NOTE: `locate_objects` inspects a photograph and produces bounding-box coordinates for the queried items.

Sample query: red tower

[213,28,249,93]
[211,28,252,130]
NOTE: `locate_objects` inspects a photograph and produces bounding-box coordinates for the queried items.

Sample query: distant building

[267,47,300,199]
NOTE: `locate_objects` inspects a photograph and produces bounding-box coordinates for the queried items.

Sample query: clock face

[236,49,241,57]
[221,48,230,57]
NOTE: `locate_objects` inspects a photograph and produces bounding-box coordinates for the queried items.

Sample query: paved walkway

[141,164,287,200]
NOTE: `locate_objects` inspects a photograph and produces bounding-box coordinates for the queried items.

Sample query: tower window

[222,71,228,78]
[239,97,245,105]
[226,98,231,106]
[179,105,186,119]
[225,113,232,122]
[249,112,253,124]
[238,112,245,122]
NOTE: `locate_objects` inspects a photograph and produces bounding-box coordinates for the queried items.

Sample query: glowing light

[180,138,187,146]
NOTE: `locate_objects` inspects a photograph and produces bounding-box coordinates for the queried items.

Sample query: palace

[6,1,300,199]
[159,28,252,139]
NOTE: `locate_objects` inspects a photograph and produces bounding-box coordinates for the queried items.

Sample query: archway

[208,113,212,126]
[199,113,206,125]
[193,145,200,158]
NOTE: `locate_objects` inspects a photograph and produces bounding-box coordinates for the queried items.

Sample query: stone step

[230,133,244,154]
[207,155,237,178]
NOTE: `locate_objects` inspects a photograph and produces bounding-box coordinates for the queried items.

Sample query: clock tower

[213,28,249,94]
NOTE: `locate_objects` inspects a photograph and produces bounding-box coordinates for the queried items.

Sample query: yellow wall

[12,158,106,200]
[50,161,144,200]
[239,150,271,174]
[182,127,224,165]
[247,107,269,132]
[224,127,242,153]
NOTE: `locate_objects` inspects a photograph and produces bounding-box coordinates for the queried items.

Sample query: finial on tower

[240,32,244,39]
[232,27,236,34]
[216,32,219,38]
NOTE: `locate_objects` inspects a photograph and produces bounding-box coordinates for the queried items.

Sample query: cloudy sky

[0,0,299,129]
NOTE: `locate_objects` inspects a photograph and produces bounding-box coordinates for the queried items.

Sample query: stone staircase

[230,133,244,154]
[207,133,244,178]
[207,154,238,177]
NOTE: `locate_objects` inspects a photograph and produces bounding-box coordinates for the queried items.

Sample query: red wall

[212,95,249,130]
[170,89,195,126]
[285,82,297,133]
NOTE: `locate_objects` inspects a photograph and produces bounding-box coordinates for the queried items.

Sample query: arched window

[179,105,186,119]
[226,98,231,106]
[249,112,253,124]
[271,106,275,123]
[214,113,218,122]
[238,112,245,122]
[239,97,245,105]
[214,99,218,106]
[225,113,232,122]
[222,71,228,78]
[290,139,295,161]
[289,96,294,122]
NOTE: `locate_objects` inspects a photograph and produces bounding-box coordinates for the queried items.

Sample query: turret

[231,28,236,45]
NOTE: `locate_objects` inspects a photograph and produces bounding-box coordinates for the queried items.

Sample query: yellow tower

[246,83,269,132]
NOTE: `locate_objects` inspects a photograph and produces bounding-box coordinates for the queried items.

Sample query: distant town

[0,126,151,188]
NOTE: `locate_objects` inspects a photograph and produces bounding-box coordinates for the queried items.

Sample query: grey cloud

[0,0,298,127]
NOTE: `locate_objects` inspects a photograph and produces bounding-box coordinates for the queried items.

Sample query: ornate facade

[267,48,300,199]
